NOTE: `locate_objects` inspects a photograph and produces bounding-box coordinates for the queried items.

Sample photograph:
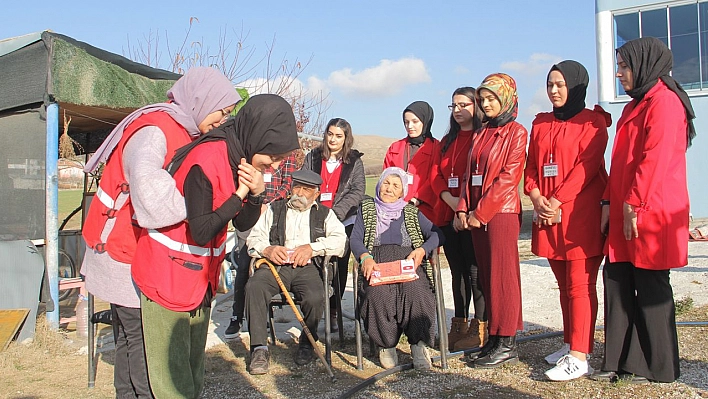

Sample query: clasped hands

[262,244,313,267]
[453,212,481,231]
[530,194,561,227]
[235,158,265,199]
[361,247,425,280]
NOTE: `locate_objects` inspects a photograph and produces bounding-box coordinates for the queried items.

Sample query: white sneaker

[544,354,593,381]
[379,347,398,369]
[544,343,570,365]
[410,341,432,370]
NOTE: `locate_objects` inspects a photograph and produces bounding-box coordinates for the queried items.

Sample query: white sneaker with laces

[544,354,593,381]
[379,347,398,369]
[544,343,570,365]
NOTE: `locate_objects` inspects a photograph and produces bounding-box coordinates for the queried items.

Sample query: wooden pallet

[0,309,30,351]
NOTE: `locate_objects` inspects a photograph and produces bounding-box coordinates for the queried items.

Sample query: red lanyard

[450,132,473,176]
[547,120,564,164]
[473,127,497,174]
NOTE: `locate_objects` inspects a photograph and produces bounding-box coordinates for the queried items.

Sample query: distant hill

[352,134,397,175]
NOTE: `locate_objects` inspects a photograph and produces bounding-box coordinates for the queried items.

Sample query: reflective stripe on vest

[95,186,116,210]
[147,229,226,257]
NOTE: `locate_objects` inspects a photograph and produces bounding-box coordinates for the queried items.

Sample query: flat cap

[291,169,323,187]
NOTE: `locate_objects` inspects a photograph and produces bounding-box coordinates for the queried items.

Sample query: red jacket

[132,141,235,311]
[604,80,689,270]
[457,122,528,224]
[430,130,475,226]
[524,107,610,260]
[383,137,439,222]
[82,112,191,263]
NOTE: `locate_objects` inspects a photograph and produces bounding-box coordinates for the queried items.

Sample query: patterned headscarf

[374,167,409,236]
[477,73,518,127]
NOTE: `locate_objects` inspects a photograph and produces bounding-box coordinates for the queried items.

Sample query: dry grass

[1,305,707,398]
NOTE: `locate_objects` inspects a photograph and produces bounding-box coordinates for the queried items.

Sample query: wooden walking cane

[255,258,337,382]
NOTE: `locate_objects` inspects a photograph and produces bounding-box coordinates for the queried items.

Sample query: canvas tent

[0,30,181,337]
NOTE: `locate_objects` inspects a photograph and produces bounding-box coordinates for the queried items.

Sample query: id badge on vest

[320,192,333,202]
[471,174,483,187]
[263,173,273,183]
[543,163,559,178]
[406,173,414,185]
[447,175,459,189]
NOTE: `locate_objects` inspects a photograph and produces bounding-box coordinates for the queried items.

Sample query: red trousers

[548,256,602,354]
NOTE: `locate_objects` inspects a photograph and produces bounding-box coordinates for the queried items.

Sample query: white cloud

[501,53,562,77]
[526,87,549,117]
[454,65,470,75]
[317,57,431,97]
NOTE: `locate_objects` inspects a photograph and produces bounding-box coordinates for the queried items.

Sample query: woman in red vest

[524,60,610,381]
[81,67,239,399]
[430,87,486,352]
[132,94,300,398]
[302,118,366,330]
[591,37,696,384]
[456,73,527,368]
[383,101,439,221]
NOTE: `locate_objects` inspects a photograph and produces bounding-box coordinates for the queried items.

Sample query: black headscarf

[549,60,588,121]
[168,94,300,176]
[617,37,696,148]
[403,101,434,145]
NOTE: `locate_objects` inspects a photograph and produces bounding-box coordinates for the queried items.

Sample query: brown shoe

[447,317,468,351]
[453,319,481,351]
[478,320,488,348]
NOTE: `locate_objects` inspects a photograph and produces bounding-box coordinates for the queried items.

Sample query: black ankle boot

[474,335,519,368]
[468,335,498,361]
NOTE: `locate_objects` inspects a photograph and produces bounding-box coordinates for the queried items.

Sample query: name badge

[543,163,559,178]
[471,174,483,187]
[447,176,459,189]
[319,192,333,201]
[406,173,414,185]
[400,259,415,274]
[263,173,273,183]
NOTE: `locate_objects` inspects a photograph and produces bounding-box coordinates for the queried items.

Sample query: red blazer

[383,137,439,222]
[430,130,475,226]
[524,107,610,260]
[604,80,689,270]
[457,122,528,224]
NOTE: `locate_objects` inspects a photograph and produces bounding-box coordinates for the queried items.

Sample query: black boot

[468,335,498,361]
[474,335,519,368]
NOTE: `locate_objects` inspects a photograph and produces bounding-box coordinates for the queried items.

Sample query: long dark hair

[320,118,355,164]
[440,87,484,154]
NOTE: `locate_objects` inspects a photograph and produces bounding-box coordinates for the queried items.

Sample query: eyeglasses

[448,102,474,111]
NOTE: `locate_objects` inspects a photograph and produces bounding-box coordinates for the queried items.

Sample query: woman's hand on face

[466,213,482,229]
[406,247,426,268]
[623,202,638,240]
[237,158,265,196]
[362,258,378,280]
[601,205,610,235]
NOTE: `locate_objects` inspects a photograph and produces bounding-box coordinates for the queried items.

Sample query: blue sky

[1,0,598,139]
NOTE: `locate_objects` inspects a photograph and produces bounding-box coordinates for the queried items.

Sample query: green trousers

[141,294,211,399]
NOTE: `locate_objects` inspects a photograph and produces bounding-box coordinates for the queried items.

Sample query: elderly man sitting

[245,169,346,375]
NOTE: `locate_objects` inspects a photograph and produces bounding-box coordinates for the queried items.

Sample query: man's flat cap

[291,169,322,187]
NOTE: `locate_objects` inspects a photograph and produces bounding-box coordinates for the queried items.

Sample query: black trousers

[111,304,153,399]
[602,261,680,382]
[440,224,485,320]
[245,263,324,349]
[330,224,353,315]
[230,239,252,322]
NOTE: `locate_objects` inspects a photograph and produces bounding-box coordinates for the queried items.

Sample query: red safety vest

[132,141,235,311]
[82,112,192,263]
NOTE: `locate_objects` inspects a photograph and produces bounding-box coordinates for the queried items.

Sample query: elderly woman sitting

[350,167,444,370]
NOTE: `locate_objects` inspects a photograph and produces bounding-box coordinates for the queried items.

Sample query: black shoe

[618,373,650,384]
[589,370,618,382]
[249,347,270,375]
[474,335,519,368]
[91,310,113,325]
[468,335,498,361]
[224,317,242,339]
[294,344,315,366]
